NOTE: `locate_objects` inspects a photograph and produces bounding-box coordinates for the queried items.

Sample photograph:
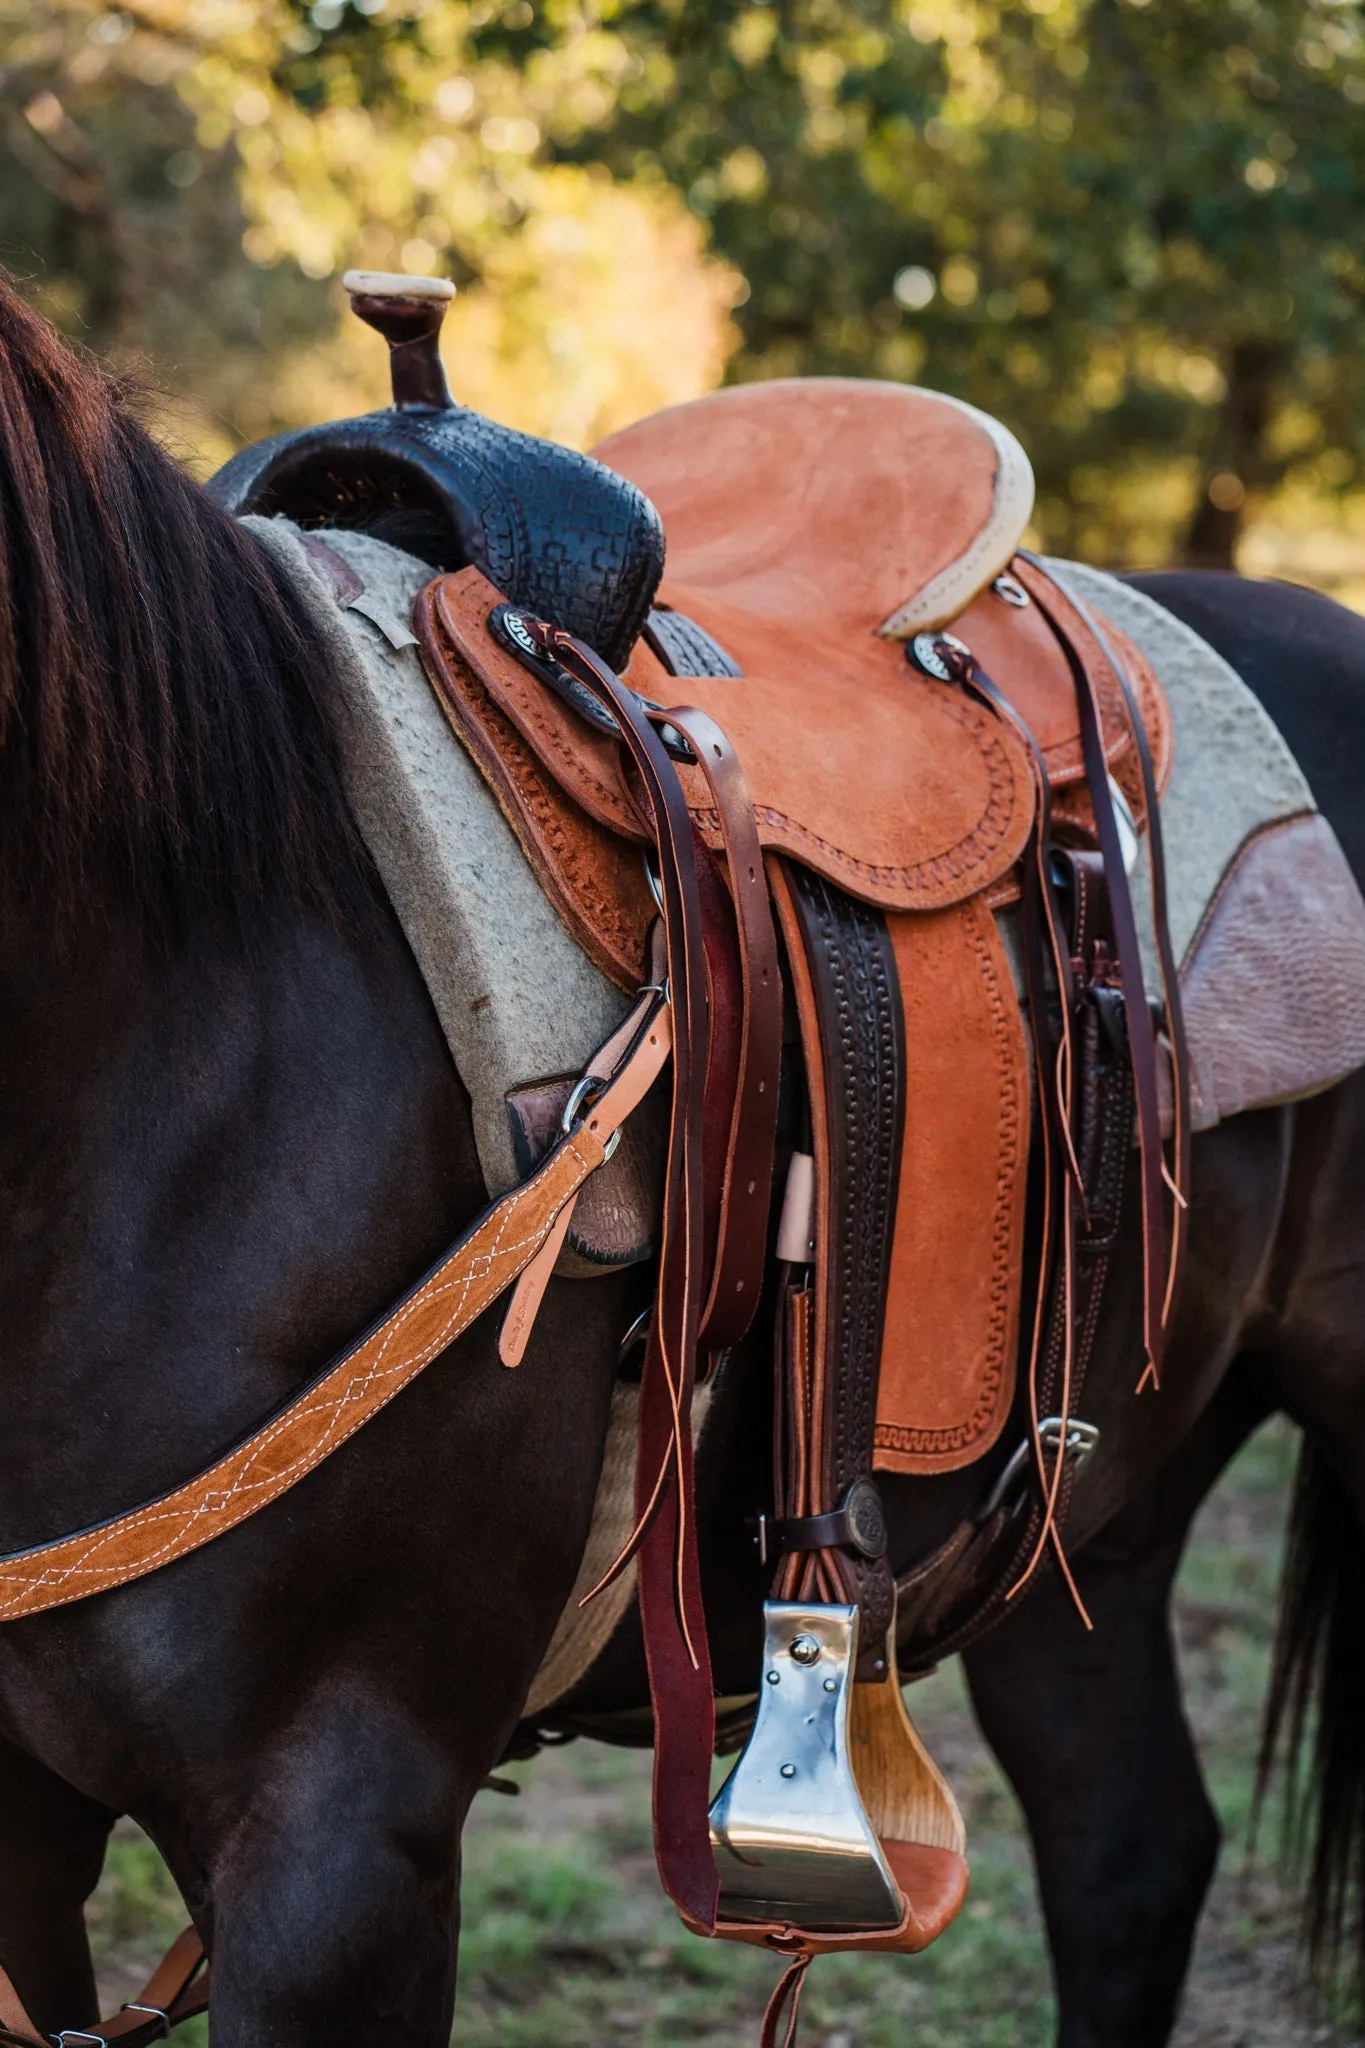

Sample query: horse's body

[0,282,1362,2048]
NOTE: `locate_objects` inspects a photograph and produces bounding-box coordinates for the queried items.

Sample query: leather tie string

[760,1951,812,2048]
[1016,555,1191,1389]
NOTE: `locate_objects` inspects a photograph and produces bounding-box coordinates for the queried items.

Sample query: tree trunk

[1181,339,1283,571]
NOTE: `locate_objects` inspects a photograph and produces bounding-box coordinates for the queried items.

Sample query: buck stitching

[0,1135,598,1608]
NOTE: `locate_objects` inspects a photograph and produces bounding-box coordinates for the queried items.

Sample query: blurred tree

[0,1,740,466]
[549,0,1365,567]
[6,0,1365,567]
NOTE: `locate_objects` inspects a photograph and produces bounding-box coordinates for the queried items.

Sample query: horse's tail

[1259,1435,1365,1994]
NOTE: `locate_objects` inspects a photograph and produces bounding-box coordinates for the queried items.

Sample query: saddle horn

[206,265,664,668]
[341,270,456,411]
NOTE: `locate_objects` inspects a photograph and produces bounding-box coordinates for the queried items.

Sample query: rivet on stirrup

[709,1603,903,1931]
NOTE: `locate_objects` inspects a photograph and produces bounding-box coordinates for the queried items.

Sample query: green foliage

[0,2,738,464]
[4,1,1365,555]
[559,0,1365,562]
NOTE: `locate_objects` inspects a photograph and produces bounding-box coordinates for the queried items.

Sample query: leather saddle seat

[417,381,1170,993]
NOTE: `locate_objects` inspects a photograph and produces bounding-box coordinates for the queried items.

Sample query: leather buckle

[559,1076,622,1162]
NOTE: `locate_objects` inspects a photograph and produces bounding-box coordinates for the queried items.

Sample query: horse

[1,269,1363,2048]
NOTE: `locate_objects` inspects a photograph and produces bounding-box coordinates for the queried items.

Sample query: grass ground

[88,1418,1350,2045]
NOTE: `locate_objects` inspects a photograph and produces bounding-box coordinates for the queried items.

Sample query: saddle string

[760,1951,812,2048]
[1017,557,1191,1385]
[947,648,1090,1614]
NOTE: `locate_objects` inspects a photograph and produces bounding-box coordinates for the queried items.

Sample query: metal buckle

[559,1076,622,1162]
[618,1305,653,1363]
[56,2033,108,2047]
[709,1603,904,1931]
[120,2005,170,2041]
[977,1416,1101,1524]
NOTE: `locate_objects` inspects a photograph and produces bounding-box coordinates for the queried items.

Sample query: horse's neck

[0,884,478,1550]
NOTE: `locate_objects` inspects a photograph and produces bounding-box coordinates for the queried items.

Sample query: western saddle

[0,276,1190,2048]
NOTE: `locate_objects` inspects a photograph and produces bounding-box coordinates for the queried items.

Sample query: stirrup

[709,1601,966,1936]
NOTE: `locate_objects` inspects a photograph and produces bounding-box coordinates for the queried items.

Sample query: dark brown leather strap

[1014,556,1190,1380]
[760,1952,811,2048]
[667,706,782,1353]
[512,621,721,1932]
[896,849,1135,1665]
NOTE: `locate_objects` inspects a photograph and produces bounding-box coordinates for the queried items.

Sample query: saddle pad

[593,377,1036,640]
[240,516,632,1199]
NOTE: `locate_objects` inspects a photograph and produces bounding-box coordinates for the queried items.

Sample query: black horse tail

[1259,1436,1365,1996]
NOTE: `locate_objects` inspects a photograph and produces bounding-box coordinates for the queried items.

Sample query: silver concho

[841,1478,888,1560]
[909,631,972,683]
[499,607,540,656]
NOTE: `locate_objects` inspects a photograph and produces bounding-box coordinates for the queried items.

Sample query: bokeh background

[3,4,1362,2041]
[5,0,1365,592]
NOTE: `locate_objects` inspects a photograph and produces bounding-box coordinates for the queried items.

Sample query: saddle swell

[207,401,664,674]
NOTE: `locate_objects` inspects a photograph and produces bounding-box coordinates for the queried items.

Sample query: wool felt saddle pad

[244,512,1365,1707]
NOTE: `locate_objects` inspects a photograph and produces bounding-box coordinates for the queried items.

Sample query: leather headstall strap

[0,1926,207,2048]
[1013,555,1191,1387]
[488,615,725,1933]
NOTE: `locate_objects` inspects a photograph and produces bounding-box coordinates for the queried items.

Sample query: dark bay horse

[1,274,1363,2048]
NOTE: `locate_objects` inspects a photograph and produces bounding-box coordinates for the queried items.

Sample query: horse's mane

[0,273,367,936]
